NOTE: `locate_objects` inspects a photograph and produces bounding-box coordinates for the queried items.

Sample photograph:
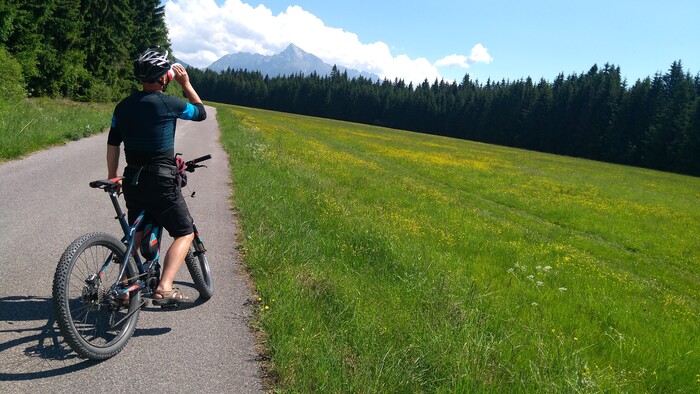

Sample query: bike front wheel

[52,232,141,360]
[185,243,214,300]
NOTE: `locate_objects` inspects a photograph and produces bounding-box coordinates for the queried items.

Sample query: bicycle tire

[52,232,141,360]
[185,243,214,300]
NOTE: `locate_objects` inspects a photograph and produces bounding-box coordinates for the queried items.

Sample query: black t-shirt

[107,91,206,167]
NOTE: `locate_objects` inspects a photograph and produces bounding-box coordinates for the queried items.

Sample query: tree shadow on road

[0,295,170,381]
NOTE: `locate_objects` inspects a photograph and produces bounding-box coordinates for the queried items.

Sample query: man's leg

[117,231,144,305]
[157,232,194,293]
[153,187,195,302]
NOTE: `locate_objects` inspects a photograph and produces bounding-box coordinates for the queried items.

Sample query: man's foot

[115,295,130,309]
[152,288,192,307]
[116,280,130,309]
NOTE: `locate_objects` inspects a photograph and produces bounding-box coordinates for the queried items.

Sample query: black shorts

[122,170,193,237]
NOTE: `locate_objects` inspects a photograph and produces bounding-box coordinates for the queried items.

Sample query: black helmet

[134,49,171,82]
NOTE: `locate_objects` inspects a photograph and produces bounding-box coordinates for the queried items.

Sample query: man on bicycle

[106,48,206,306]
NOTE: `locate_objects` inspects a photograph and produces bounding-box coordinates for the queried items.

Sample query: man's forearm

[182,82,202,104]
[107,144,120,178]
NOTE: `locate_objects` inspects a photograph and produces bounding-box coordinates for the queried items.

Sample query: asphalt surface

[0,106,264,393]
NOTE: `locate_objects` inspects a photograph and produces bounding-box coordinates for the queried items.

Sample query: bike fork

[192,223,206,255]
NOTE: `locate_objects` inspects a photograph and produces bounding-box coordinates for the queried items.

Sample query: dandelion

[583,366,591,376]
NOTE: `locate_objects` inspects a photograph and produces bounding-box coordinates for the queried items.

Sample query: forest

[0,0,170,101]
[2,1,699,176]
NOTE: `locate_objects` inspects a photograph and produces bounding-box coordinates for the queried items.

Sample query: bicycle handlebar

[184,154,212,172]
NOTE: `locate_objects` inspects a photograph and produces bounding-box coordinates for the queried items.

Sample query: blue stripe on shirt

[179,103,197,120]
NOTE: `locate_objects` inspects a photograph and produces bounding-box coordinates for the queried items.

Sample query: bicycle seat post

[108,190,131,236]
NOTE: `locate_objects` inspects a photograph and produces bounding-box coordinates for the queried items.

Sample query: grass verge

[0,97,112,161]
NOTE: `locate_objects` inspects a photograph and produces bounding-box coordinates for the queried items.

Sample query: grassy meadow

[0,97,112,161]
[216,103,700,393]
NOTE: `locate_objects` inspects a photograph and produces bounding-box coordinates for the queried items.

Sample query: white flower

[543,266,552,271]
[507,268,515,274]
[527,275,535,280]
[531,302,539,306]
[536,281,544,286]
[559,287,568,292]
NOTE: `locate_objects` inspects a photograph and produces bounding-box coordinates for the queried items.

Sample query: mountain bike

[52,154,214,360]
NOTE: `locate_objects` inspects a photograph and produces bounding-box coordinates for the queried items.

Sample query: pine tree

[0,0,45,92]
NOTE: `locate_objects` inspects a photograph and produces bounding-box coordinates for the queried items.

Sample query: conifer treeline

[189,62,700,176]
[0,0,169,101]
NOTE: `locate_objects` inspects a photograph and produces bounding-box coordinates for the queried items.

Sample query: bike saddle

[89,177,124,190]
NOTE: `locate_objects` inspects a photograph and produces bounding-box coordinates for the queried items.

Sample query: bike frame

[89,187,153,297]
[95,184,205,298]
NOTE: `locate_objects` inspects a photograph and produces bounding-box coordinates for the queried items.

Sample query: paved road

[0,106,263,393]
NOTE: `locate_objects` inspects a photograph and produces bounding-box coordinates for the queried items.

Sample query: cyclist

[106,48,207,306]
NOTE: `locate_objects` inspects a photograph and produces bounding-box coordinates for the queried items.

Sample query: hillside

[216,103,700,392]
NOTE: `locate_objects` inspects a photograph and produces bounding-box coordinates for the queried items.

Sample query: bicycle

[52,154,214,360]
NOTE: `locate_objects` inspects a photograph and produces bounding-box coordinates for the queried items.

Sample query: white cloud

[468,44,494,64]
[435,44,494,69]
[435,54,470,68]
[165,0,489,85]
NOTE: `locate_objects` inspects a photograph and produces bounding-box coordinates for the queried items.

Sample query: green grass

[216,103,699,393]
[0,97,113,160]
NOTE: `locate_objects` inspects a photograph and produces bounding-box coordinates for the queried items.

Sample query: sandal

[152,288,192,307]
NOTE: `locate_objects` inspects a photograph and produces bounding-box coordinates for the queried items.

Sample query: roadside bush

[0,47,27,102]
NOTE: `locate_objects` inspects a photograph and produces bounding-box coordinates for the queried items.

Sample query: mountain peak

[281,43,305,57]
[278,43,318,64]
[207,44,380,81]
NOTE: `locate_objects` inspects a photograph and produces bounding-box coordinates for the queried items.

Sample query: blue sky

[166,0,699,85]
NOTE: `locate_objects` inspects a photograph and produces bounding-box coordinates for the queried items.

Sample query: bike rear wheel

[52,232,141,360]
[185,243,214,300]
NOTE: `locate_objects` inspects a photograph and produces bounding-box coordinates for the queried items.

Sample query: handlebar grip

[190,154,212,164]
